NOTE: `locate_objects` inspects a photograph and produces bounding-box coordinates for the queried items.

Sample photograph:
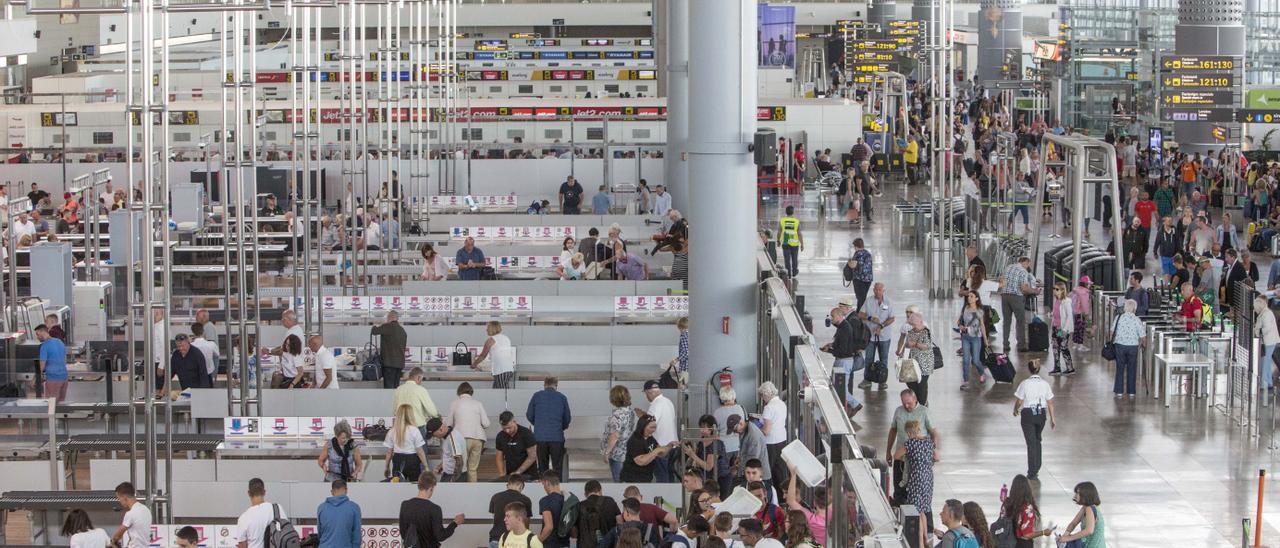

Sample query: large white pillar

[688,0,759,410]
[665,0,689,210]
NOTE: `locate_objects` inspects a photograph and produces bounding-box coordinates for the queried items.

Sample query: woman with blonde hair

[383,404,427,481]
[1049,281,1076,375]
[601,385,637,481]
[472,321,515,388]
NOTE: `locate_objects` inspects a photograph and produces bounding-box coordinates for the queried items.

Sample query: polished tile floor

[773,182,1280,547]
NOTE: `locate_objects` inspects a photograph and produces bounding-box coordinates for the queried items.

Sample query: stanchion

[1256,469,1266,547]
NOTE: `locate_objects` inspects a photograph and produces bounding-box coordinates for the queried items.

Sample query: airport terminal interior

[3,0,1280,546]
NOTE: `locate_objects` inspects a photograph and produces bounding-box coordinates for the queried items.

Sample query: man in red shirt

[1134,191,1158,230]
[1179,281,1203,331]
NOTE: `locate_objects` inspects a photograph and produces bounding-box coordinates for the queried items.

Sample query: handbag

[897,357,921,383]
[361,340,382,381]
[451,342,473,367]
[1101,315,1121,361]
[925,328,944,370]
[658,362,681,388]
[362,419,389,441]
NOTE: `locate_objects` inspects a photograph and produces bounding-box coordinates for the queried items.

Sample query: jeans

[1020,408,1047,477]
[382,367,402,389]
[782,245,800,277]
[961,335,985,382]
[1263,344,1276,390]
[1113,344,1140,395]
[609,458,624,482]
[654,450,673,482]
[1010,204,1029,228]
[853,280,872,312]
[536,442,566,481]
[865,340,892,383]
[1001,293,1028,349]
[835,357,862,408]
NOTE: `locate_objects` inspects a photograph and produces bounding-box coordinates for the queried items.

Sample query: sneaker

[1128,394,1136,399]
[1115,393,1122,398]
[960,383,969,391]
[1064,369,1077,375]
[1078,345,1090,352]
[878,383,888,391]
[1049,369,1063,376]
[848,403,864,417]
[858,380,872,389]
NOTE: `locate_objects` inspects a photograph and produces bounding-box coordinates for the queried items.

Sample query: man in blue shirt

[35,325,68,401]
[592,185,612,215]
[455,237,486,281]
[316,480,362,548]
[525,377,571,481]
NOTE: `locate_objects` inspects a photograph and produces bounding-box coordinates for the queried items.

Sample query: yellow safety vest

[779,217,801,247]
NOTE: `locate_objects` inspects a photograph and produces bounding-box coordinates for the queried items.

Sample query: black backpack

[989,515,1016,548]
[264,504,301,548]
[848,317,871,353]
[575,496,604,548]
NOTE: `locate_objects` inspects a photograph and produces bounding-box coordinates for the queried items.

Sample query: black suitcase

[988,355,1016,383]
[865,360,889,384]
[1027,320,1050,352]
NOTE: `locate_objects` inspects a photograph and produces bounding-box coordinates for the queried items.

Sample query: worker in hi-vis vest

[778,205,804,277]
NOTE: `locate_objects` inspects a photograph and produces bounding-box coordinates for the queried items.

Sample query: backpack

[849,318,871,353]
[264,504,301,548]
[842,259,855,287]
[575,496,605,548]
[989,515,1016,548]
[948,529,980,548]
[556,493,581,539]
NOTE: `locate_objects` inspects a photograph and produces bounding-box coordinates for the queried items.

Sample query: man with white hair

[757,381,789,495]
[861,282,894,391]
[641,379,678,482]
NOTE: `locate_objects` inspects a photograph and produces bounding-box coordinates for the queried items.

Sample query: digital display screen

[1161,73,1233,88]
[1161,55,1237,72]
[581,39,614,46]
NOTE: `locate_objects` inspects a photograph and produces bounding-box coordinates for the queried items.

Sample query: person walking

[956,292,989,390]
[1111,299,1145,399]
[1049,282,1076,376]
[778,206,803,277]
[316,480,362,548]
[821,299,866,415]
[899,313,936,407]
[1057,482,1106,548]
[999,256,1041,353]
[371,310,408,388]
[446,382,490,482]
[1256,296,1280,404]
[526,377,571,480]
[885,389,939,507]
[1070,276,1093,352]
[861,282,895,390]
[850,238,874,311]
[1012,360,1056,480]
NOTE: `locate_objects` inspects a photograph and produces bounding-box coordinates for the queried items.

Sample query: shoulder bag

[1101,314,1122,361]
[925,328,944,370]
[897,357,920,384]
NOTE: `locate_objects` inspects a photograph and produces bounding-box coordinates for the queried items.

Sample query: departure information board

[1159,53,1240,123]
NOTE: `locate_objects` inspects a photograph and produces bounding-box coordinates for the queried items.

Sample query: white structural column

[687,0,758,410]
[664,0,689,210]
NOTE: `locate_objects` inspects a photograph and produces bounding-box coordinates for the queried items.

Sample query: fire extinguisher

[714,367,733,391]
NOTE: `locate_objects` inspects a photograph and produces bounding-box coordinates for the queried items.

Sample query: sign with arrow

[1160,55,1238,72]
[1246,89,1280,109]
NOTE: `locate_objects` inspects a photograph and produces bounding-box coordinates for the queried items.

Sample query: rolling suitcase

[984,349,1015,383]
[1027,318,1050,352]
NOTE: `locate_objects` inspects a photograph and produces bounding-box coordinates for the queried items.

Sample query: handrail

[757,254,906,547]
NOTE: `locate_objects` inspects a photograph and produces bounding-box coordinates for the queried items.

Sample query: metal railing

[756,251,907,547]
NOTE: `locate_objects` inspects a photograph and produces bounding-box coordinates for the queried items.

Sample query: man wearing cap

[425,417,467,482]
[641,380,678,482]
[821,298,867,416]
[727,414,770,486]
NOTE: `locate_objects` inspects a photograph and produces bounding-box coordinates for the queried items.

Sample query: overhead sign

[1161,73,1234,89]
[1236,109,1280,123]
[1160,55,1238,72]
[1161,90,1234,106]
[1160,108,1235,123]
[1246,89,1280,109]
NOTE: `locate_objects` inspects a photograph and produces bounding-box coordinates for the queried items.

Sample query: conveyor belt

[58,433,224,453]
[0,490,122,511]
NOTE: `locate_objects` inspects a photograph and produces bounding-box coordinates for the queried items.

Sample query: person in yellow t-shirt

[903,135,920,186]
